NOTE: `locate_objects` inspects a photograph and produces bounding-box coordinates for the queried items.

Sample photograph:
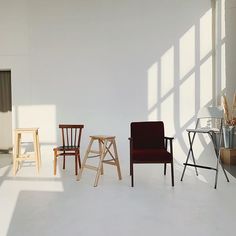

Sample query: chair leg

[78,154,81,169]
[13,133,20,175]
[130,160,132,176]
[53,150,57,175]
[171,161,174,187]
[99,140,104,176]
[116,159,122,180]
[75,156,78,175]
[63,155,65,169]
[101,163,104,175]
[94,159,103,187]
[112,139,122,180]
[131,163,134,187]
[13,159,17,176]
[77,138,94,181]
[164,163,167,175]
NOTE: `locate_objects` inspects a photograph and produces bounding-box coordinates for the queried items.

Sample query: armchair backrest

[131,121,165,149]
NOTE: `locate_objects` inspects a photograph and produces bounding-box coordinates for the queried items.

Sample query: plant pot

[223,125,235,149]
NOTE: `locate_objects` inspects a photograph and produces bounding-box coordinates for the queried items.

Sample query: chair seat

[54,146,79,151]
[186,127,219,133]
[132,149,172,163]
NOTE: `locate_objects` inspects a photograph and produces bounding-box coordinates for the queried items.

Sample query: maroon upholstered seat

[129,121,174,187]
[132,149,172,162]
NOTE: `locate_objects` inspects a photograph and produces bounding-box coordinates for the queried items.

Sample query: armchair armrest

[164,136,174,154]
[164,136,174,140]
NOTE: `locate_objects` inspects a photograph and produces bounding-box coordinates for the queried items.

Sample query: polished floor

[0,152,236,236]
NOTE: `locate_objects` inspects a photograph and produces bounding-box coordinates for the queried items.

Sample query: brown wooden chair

[129,121,174,187]
[53,124,84,175]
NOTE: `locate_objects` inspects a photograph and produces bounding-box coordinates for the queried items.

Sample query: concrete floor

[0,152,236,236]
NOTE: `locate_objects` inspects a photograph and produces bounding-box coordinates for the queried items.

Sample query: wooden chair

[129,121,174,187]
[53,124,84,175]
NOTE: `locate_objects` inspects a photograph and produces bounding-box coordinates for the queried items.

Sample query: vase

[223,125,235,149]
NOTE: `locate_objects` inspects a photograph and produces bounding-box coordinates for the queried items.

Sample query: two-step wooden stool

[13,128,41,175]
[77,135,122,186]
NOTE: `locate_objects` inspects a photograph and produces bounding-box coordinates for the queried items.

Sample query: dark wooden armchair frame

[53,124,84,176]
[129,121,174,187]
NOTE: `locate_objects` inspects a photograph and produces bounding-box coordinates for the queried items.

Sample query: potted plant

[222,92,236,149]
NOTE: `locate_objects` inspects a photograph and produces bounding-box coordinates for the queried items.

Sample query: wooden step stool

[77,135,122,186]
[13,128,41,175]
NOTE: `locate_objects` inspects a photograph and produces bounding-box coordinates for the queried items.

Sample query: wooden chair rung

[84,164,99,171]
[89,150,100,154]
[102,160,116,166]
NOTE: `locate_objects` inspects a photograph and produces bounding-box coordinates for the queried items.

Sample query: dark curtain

[0,71,12,112]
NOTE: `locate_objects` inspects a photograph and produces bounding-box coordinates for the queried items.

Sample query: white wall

[0,0,215,168]
[0,112,12,149]
[225,0,236,103]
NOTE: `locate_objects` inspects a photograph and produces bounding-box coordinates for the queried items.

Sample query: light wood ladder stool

[13,128,41,175]
[77,135,122,187]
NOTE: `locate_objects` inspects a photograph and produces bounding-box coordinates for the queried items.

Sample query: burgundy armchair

[129,121,174,187]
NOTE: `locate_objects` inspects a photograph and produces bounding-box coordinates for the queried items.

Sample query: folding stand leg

[181,132,198,181]
[211,133,229,189]
[213,147,229,183]
[181,150,190,181]
[220,159,229,182]
[214,153,220,189]
[188,132,198,175]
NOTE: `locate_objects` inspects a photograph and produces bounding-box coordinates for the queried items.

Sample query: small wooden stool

[77,135,122,187]
[13,128,41,175]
